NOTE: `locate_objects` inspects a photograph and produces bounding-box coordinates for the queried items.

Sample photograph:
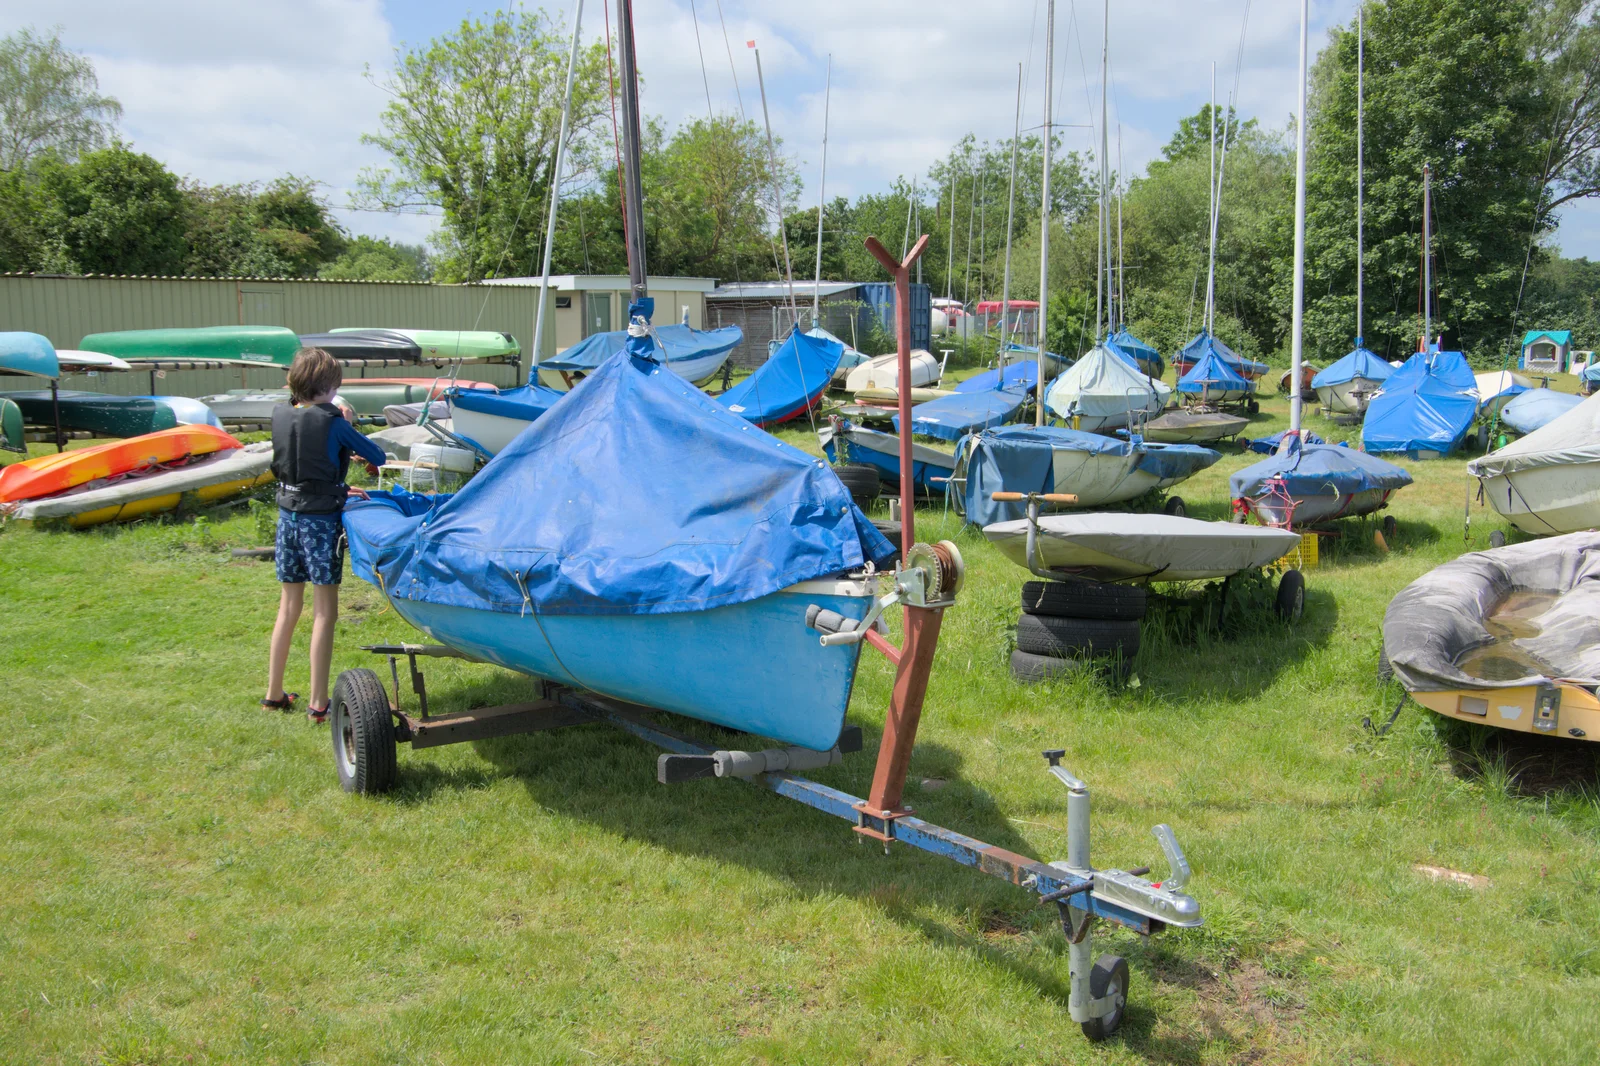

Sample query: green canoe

[6,391,179,437]
[79,326,302,366]
[329,328,519,360]
[1,397,23,452]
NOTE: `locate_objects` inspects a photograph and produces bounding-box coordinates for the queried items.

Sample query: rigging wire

[689,0,714,118]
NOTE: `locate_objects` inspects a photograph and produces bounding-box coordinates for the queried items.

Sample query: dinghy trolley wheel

[1381,514,1398,540]
[331,668,398,794]
[1080,954,1130,1041]
[1163,495,1187,518]
[1489,529,1507,548]
[1276,569,1306,624]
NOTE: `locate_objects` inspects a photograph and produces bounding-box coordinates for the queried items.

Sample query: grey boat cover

[1467,390,1600,480]
[1383,531,1600,690]
[983,513,1300,582]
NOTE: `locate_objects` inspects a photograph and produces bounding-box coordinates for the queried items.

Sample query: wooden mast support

[860,233,941,825]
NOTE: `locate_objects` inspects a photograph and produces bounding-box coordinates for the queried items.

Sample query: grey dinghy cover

[1382,531,1600,691]
[1467,390,1600,481]
[344,345,894,618]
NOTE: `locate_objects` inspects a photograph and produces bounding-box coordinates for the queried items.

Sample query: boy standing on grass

[262,347,388,723]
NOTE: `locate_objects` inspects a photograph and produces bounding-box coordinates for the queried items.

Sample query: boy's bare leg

[308,584,341,710]
[267,583,305,701]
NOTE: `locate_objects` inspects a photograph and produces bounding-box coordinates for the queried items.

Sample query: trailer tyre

[1081,954,1130,1041]
[1021,579,1147,621]
[1009,649,1131,685]
[1489,529,1507,548]
[331,668,397,795]
[1276,569,1306,624]
[870,519,902,566]
[1016,613,1141,659]
[833,464,881,509]
[1163,495,1187,518]
[1381,514,1398,540]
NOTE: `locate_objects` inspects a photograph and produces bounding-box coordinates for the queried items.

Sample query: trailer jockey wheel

[331,668,398,794]
[1081,955,1130,1041]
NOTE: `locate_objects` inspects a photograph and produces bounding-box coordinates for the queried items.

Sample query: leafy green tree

[31,143,185,274]
[319,236,432,281]
[0,166,40,270]
[356,9,611,282]
[0,27,121,171]
[184,177,345,277]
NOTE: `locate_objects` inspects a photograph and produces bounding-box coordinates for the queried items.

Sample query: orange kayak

[0,424,240,503]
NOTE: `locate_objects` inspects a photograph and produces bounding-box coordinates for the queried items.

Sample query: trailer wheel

[1021,579,1147,621]
[1381,514,1398,540]
[1009,650,1132,685]
[1275,569,1306,624]
[833,464,881,509]
[1247,399,1260,415]
[1163,495,1187,518]
[1489,529,1507,548]
[1081,954,1130,1041]
[870,519,902,566]
[331,668,397,795]
[1016,614,1141,659]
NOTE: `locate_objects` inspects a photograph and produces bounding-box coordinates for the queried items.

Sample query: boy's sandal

[260,692,299,711]
[307,704,330,724]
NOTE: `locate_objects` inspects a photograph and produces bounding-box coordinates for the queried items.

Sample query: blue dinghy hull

[389,577,874,752]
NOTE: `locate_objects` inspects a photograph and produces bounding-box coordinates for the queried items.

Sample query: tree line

[6,2,1600,367]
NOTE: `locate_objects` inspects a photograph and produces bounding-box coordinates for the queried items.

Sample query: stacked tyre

[1011,579,1145,684]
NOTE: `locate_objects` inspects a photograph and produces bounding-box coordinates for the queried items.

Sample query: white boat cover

[1467,390,1600,480]
[983,512,1301,582]
[6,443,272,521]
[1383,531,1600,690]
[1044,345,1170,422]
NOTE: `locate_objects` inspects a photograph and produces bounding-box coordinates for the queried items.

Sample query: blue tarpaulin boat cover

[1109,329,1164,377]
[1312,346,1392,388]
[345,343,891,619]
[895,388,1025,442]
[1500,388,1583,436]
[1246,430,1325,454]
[1178,347,1253,394]
[717,330,843,427]
[538,323,743,372]
[1179,330,1268,377]
[1362,350,1478,455]
[448,383,565,422]
[955,359,1042,394]
[805,326,868,370]
[955,427,1131,525]
[1230,437,1413,500]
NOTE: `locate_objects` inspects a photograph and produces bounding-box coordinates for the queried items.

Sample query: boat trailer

[327,236,1203,1040]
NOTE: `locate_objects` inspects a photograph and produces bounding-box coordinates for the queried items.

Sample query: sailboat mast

[1290,0,1308,433]
[615,0,648,302]
[946,166,957,300]
[1116,126,1125,331]
[1356,3,1364,346]
[1205,63,1216,334]
[1422,162,1432,351]
[531,0,585,373]
[811,55,832,327]
[1099,0,1110,343]
[750,43,798,332]
[999,64,1021,355]
[1036,0,1055,425]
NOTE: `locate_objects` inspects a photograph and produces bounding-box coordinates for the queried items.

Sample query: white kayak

[984,512,1302,582]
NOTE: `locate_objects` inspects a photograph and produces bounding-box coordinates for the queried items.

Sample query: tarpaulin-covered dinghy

[344,343,893,752]
[1383,532,1600,741]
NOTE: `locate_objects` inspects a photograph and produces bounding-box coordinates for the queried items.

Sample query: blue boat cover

[1230,436,1413,500]
[716,330,843,427]
[448,383,565,422]
[1581,363,1600,384]
[1362,350,1478,455]
[806,326,868,370]
[344,335,891,619]
[895,388,1025,442]
[0,331,60,379]
[1312,346,1392,388]
[1179,330,1268,377]
[955,359,1041,394]
[539,323,744,372]
[1247,430,1326,454]
[955,426,1133,525]
[1499,388,1583,436]
[1177,347,1253,394]
[1108,330,1165,377]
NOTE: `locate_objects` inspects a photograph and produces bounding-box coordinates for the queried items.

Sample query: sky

[8,0,1600,261]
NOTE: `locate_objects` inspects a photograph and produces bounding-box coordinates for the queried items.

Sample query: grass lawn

[3,382,1600,1065]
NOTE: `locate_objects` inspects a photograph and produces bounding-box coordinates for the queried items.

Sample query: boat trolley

[328,240,1203,1041]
